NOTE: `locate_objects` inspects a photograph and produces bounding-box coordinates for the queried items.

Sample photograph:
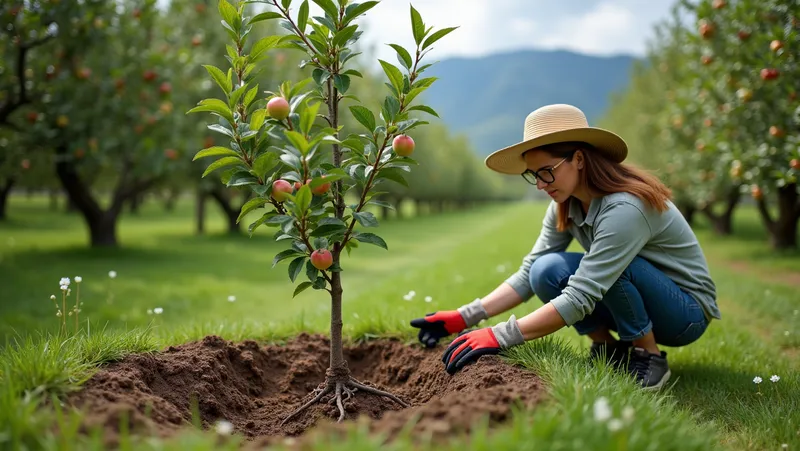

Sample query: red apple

[310,175,330,195]
[192,35,202,46]
[310,249,333,270]
[20,159,30,170]
[293,181,302,191]
[770,40,783,52]
[790,159,800,170]
[267,97,290,120]
[769,126,784,138]
[760,68,779,81]
[751,185,763,200]
[271,179,293,202]
[159,82,172,95]
[703,118,713,127]
[712,0,726,8]
[77,67,92,80]
[143,69,157,82]
[393,134,415,156]
[164,149,178,160]
[699,20,715,39]
[26,112,38,124]
[701,55,713,65]
[737,30,751,41]
[133,8,142,19]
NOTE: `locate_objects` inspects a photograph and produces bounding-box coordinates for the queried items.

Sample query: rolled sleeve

[505,201,573,301]
[550,202,652,326]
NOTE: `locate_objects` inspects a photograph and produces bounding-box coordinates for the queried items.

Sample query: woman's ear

[574,150,584,170]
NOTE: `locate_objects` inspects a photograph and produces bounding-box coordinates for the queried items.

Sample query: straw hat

[484,104,628,175]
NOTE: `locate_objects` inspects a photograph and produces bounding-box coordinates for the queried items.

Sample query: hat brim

[484,128,628,175]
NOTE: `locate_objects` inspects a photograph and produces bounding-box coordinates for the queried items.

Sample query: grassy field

[0,193,798,450]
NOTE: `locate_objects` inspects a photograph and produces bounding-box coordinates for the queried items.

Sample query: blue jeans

[529,252,709,347]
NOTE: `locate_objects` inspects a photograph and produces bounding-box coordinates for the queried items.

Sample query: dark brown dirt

[66,333,546,447]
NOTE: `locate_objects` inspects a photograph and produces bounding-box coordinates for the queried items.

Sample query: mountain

[418,49,639,157]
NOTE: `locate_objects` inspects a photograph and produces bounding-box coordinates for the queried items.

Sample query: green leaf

[312,277,327,290]
[382,96,400,122]
[409,5,425,45]
[333,74,350,94]
[244,85,259,109]
[218,0,238,30]
[187,99,235,124]
[288,256,306,282]
[285,131,310,155]
[272,249,303,268]
[305,260,319,282]
[203,65,232,94]
[248,213,272,236]
[318,217,347,227]
[253,152,278,178]
[353,231,388,250]
[422,26,458,50]
[377,167,408,187]
[388,44,413,69]
[298,0,309,32]
[312,68,330,86]
[353,211,378,227]
[367,199,395,210]
[312,0,339,20]
[193,146,239,161]
[227,172,258,187]
[250,109,267,130]
[300,102,321,136]
[238,198,268,224]
[295,184,312,215]
[378,60,404,93]
[342,69,363,78]
[309,223,348,237]
[202,157,243,177]
[349,106,376,132]
[412,77,438,89]
[332,24,358,48]
[250,11,283,24]
[293,281,313,298]
[228,85,247,110]
[251,36,281,59]
[405,87,425,106]
[407,105,439,117]
[282,0,292,8]
[343,1,379,25]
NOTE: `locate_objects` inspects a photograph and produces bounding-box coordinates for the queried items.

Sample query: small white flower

[353,313,360,319]
[785,331,791,336]
[781,444,788,449]
[770,375,780,383]
[227,295,236,302]
[408,290,416,296]
[214,420,233,435]
[593,396,612,422]
[108,270,117,279]
[607,418,624,432]
[50,295,56,300]
[60,285,68,291]
[147,309,153,315]
[753,376,763,384]
[424,296,433,303]
[496,265,506,273]
[74,276,82,283]
[403,294,413,301]
[154,307,163,315]
[622,405,635,422]
[59,277,71,287]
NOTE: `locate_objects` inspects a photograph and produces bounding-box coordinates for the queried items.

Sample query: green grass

[0,193,798,450]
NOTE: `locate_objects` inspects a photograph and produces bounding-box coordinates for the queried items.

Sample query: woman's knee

[529,253,573,302]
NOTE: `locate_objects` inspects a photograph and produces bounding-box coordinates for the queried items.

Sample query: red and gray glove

[410,299,488,348]
[442,315,526,375]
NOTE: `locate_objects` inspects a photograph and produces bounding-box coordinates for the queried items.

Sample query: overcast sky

[341,0,681,62]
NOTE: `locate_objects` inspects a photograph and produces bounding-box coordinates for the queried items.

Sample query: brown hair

[524,141,672,231]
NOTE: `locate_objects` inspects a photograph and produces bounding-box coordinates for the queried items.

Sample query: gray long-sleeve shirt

[505,193,721,326]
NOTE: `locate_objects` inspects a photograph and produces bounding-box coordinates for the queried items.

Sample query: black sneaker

[628,347,671,389]
[588,340,632,369]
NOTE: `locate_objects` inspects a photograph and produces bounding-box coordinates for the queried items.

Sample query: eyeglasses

[521,157,569,185]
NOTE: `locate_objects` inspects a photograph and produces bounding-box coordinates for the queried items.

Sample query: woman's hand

[410,311,467,348]
[441,327,501,375]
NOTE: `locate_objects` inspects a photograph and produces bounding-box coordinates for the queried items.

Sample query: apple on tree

[392,134,415,156]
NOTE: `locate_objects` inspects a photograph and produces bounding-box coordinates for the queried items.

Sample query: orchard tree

[189,0,456,423]
[675,0,799,247]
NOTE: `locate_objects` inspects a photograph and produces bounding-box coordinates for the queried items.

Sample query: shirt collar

[567,196,601,227]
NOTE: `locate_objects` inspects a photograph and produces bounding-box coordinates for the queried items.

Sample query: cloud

[537,2,639,55]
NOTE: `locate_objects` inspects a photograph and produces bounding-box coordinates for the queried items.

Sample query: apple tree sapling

[188,0,456,424]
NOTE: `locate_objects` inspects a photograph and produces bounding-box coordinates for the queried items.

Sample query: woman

[410,104,720,389]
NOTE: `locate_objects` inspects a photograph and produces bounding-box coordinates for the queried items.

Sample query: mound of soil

[66,333,546,447]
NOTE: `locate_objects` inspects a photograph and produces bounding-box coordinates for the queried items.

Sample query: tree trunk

[208,186,241,234]
[755,184,800,250]
[196,188,206,235]
[700,188,740,235]
[129,193,142,215]
[0,179,14,220]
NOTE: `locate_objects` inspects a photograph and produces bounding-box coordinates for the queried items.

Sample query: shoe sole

[642,369,671,390]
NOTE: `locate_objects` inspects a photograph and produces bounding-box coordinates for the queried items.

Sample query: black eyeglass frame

[521,156,569,185]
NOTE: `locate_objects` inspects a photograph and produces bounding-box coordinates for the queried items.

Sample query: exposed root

[280,376,409,426]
